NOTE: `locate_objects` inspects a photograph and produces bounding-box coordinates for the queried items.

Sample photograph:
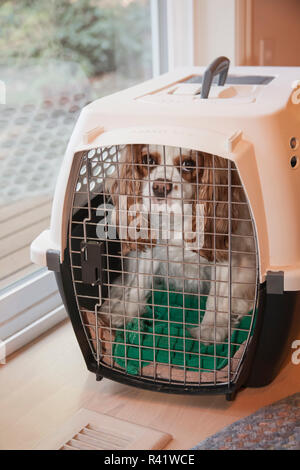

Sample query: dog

[99,144,256,343]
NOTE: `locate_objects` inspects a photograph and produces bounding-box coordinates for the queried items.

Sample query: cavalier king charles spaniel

[100,144,256,343]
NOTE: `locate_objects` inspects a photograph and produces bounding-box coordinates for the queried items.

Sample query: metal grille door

[68,144,258,388]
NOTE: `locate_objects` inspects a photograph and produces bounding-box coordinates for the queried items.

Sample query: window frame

[0,269,66,358]
[166,0,196,69]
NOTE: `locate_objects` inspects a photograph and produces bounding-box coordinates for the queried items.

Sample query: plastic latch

[46,249,60,272]
[80,241,104,285]
[266,270,284,295]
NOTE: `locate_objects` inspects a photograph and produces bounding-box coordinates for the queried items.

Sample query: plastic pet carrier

[31,58,300,400]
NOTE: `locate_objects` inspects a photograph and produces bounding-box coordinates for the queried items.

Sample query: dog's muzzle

[152,178,173,199]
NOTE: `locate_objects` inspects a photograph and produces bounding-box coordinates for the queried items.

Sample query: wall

[252,0,300,66]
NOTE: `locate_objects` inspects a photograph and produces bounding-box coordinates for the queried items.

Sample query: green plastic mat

[112,282,254,375]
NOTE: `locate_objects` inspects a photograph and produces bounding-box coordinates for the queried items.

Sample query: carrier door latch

[266,270,284,295]
[80,241,104,285]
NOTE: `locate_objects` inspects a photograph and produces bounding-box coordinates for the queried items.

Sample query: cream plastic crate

[31,57,300,400]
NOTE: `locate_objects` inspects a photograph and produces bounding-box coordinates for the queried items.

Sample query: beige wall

[252,0,300,66]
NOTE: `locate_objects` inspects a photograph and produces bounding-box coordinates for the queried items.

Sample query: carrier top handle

[201,56,230,99]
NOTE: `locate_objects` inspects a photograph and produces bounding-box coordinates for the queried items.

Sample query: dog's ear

[107,145,143,206]
[196,154,241,262]
[106,144,150,255]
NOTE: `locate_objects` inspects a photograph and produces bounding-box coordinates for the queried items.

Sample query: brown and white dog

[100,144,256,343]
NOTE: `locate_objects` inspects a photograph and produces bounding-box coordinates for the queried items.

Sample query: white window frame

[151,0,169,75]
[163,0,237,69]
[166,0,196,69]
[0,269,66,358]
[166,0,237,67]
[152,0,202,73]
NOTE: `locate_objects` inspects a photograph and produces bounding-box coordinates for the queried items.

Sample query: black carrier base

[54,251,300,399]
[246,288,300,388]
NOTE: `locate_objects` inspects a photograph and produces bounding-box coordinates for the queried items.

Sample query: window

[0,0,167,355]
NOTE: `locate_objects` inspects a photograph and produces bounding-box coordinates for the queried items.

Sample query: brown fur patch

[109,145,153,255]
[196,154,243,262]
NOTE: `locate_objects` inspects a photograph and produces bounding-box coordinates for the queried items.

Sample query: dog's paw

[190,325,228,344]
[99,299,126,327]
[99,297,143,328]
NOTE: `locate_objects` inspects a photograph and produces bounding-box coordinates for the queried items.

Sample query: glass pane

[0,0,153,291]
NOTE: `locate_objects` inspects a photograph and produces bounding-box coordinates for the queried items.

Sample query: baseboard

[2,304,67,359]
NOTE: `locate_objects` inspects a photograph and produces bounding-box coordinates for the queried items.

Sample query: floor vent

[35,409,172,450]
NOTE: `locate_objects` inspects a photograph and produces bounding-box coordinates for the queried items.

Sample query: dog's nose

[152,178,173,198]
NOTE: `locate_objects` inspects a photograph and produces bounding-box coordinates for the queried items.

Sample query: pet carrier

[31,57,300,400]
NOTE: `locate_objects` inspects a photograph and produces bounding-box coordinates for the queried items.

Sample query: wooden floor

[0,318,299,450]
[0,197,51,290]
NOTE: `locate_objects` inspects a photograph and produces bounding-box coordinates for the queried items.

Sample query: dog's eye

[182,158,196,172]
[142,154,157,166]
